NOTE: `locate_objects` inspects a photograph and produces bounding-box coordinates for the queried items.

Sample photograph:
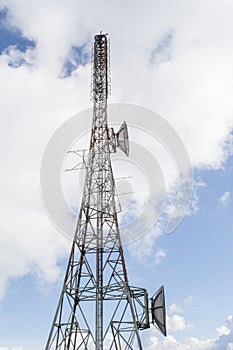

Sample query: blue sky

[0,9,35,54]
[0,1,233,350]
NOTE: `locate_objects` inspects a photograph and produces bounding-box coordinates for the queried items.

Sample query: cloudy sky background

[0,1,233,349]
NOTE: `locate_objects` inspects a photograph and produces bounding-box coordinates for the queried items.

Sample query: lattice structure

[45,33,166,350]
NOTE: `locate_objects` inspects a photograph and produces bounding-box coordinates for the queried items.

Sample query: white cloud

[143,315,233,350]
[213,315,233,349]
[0,205,70,298]
[167,314,192,332]
[169,303,183,314]
[143,331,214,350]
[219,191,231,206]
[164,177,206,229]
[154,249,167,265]
[187,179,207,215]
[0,45,35,67]
[216,325,231,337]
[0,0,233,299]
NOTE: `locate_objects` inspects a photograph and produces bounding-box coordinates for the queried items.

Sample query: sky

[0,0,233,349]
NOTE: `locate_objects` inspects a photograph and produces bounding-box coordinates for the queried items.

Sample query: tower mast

[45,33,166,350]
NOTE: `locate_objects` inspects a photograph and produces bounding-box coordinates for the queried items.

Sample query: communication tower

[45,33,166,350]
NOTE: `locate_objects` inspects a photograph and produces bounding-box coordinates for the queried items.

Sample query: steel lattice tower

[45,33,166,350]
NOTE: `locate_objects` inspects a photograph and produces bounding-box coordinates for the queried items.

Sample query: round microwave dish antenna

[116,121,129,156]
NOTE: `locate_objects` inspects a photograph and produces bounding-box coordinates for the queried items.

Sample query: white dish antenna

[151,285,167,336]
[116,121,129,156]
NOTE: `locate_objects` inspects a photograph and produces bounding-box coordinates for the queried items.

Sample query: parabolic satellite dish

[116,121,129,156]
[151,285,167,336]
